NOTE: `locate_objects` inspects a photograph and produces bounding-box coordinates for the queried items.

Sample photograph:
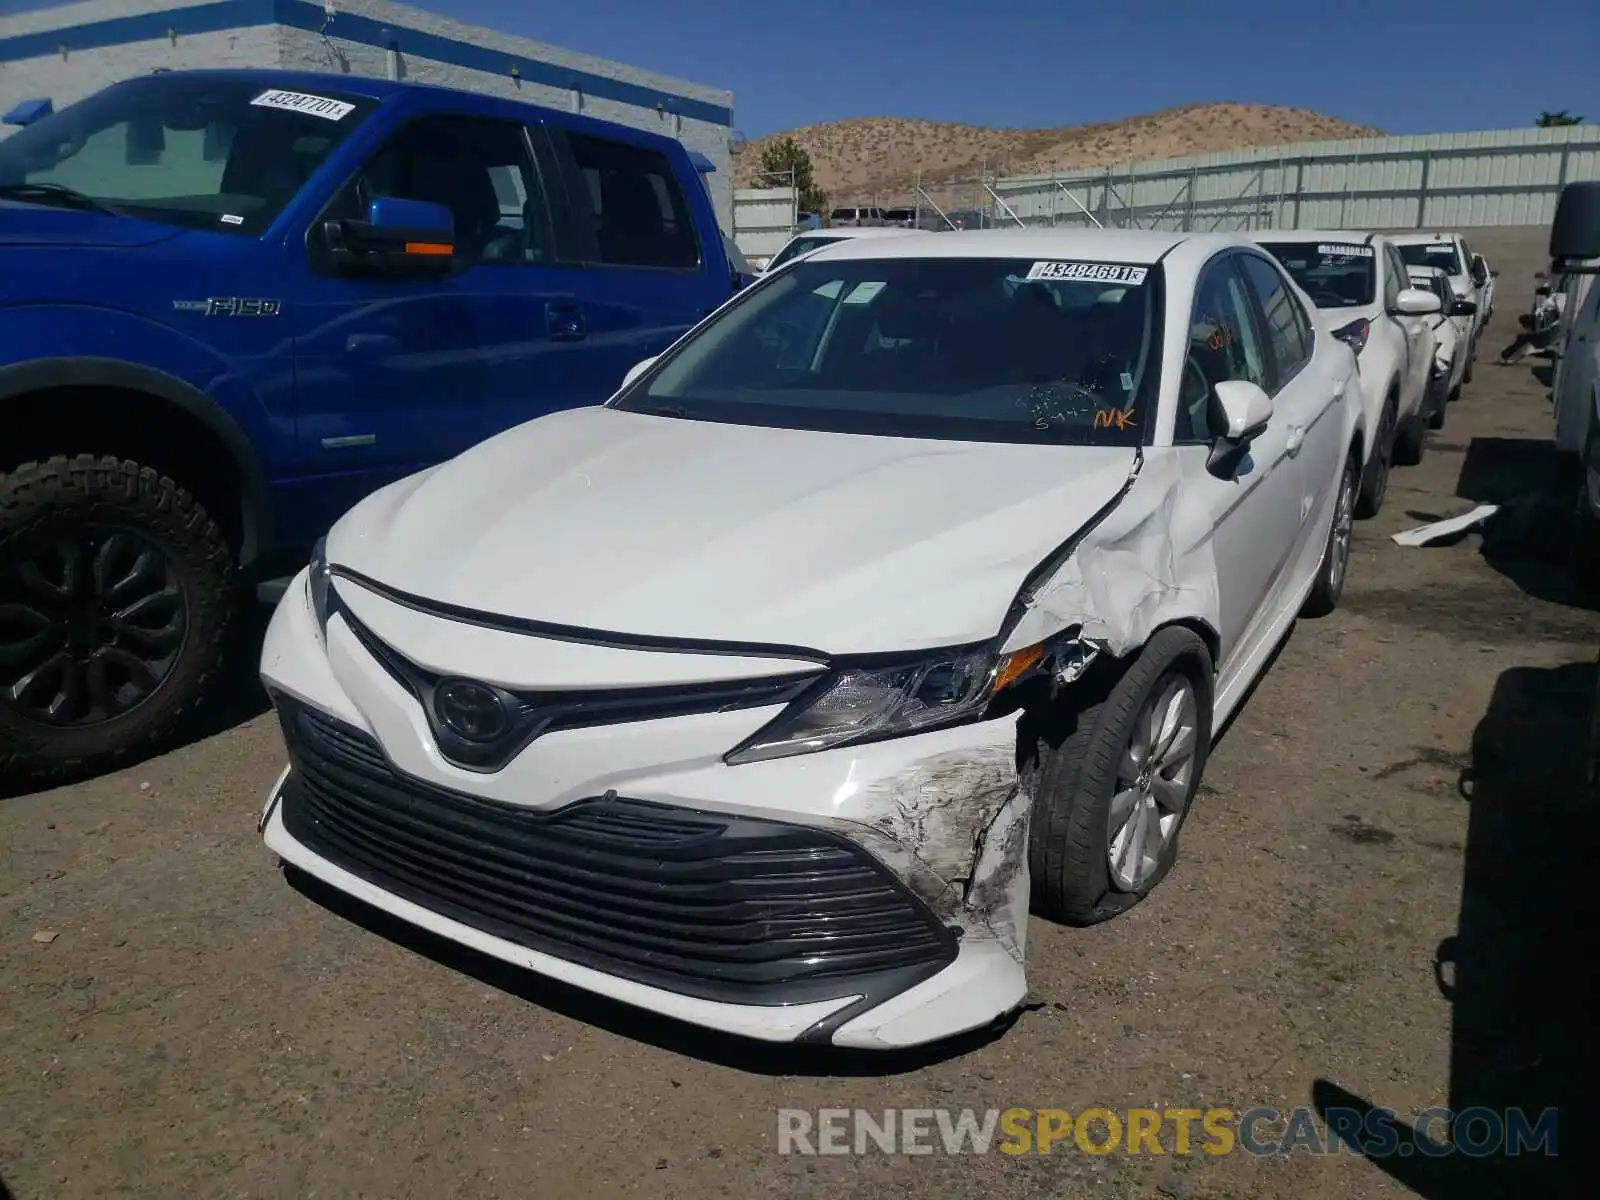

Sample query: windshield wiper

[0,182,121,216]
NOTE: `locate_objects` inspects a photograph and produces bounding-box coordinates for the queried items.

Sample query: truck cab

[0,69,738,784]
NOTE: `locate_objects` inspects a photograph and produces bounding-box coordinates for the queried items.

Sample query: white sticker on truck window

[1317,243,1373,258]
[1025,261,1149,285]
[249,89,355,121]
[842,281,886,305]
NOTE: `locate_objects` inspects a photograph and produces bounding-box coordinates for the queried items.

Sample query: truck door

[285,112,585,542]
[537,123,729,397]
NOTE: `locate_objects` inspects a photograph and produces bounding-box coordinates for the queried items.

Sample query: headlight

[724,642,1048,765]
[307,536,333,632]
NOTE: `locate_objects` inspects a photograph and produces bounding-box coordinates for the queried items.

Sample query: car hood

[328,407,1139,655]
[0,201,185,248]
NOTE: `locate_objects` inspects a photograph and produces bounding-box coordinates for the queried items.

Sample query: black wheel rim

[0,527,188,727]
[1372,409,1394,506]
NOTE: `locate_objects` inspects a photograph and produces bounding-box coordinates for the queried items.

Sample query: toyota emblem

[434,679,509,742]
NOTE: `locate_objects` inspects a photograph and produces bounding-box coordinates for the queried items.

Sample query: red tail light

[1332,317,1371,355]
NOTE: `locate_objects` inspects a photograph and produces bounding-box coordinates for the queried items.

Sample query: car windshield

[615,255,1162,446]
[1398,242,1462,275]
[0,75,376,236]
[1260,241,1376,307]
[767,233,848,270]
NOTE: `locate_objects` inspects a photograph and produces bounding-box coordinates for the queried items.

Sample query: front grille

[276,699,957,1005]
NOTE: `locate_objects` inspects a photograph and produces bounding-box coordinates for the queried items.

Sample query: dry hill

[734,103,1383,204]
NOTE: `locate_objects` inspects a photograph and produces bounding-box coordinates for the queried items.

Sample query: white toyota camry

[259,229,1361,1051]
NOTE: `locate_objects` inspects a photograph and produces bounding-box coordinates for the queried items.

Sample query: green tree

[756,136,827,215]
[1537,110,1584,127]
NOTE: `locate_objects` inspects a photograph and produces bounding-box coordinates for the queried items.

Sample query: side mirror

[322,197,455,276]
[1394,287,1443,316]
[1491,269,1501,278]
[2,97,53,127]
[620,356,658,391]
[1449,298,1478,317]
[1206,380,1273,478]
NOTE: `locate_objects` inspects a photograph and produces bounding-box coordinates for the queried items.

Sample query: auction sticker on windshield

[1026,261,1149,285]
[250,89,356,121]
[1317,244,1373,258]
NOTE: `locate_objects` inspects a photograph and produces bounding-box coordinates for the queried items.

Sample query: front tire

[1303,453,1357,618]
[1027,627,1214,927]
[1393,411,1427,467]
[0,455,234,786]
[1354,399,1396,519]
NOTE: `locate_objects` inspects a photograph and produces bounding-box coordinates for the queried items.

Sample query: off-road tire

[0,455,234,787]
[1303,453,1358,618]
[1026,627,1214,927]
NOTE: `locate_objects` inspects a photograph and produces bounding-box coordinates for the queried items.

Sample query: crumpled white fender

[1000,450,1223,658]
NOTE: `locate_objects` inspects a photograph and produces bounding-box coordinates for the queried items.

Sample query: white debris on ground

[1391,504,1501,547]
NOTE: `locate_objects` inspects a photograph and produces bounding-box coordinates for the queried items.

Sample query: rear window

[1260,242,1376,308]
[615,255,1164,446]
[1399,242,1462,276]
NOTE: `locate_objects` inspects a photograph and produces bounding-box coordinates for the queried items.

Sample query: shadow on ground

[284,866,1017,1078]
[1312,658,1597,1198]
[0,603,273,801]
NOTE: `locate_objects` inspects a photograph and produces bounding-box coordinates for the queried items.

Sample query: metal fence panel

[731,187,798,259]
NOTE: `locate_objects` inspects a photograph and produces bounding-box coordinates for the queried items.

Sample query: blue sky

[2,0,1596,137]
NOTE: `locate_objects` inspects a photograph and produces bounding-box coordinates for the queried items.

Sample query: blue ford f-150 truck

[0,69,741,783]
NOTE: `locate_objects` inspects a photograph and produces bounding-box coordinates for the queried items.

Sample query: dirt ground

[2,227,1595,1200]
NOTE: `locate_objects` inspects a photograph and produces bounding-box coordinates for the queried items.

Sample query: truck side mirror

[1551,181,1600,269]
[322,197,456,277]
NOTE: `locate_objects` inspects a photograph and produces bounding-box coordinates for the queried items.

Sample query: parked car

[1406,265,1470,423]
[0,69,744,785]
[1259,231,1442,517]
[1472,252,1498,325]
[1392,232,1488,376]
[258,228,1362,1049]
[828,206,886,227]
[760,225,927,274]
[945,208,994,230]
[1545,182,1600,589]
[881,207,917,228]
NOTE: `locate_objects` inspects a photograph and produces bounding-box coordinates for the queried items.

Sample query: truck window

[564,132,699,270]
[322,115,553,265]
[0,74,374,236]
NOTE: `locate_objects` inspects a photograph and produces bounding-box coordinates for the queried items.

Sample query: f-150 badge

[172,298,282,317]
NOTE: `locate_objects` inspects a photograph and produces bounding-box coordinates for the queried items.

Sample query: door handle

[1285,425,1306,456]
[546,301,586,341]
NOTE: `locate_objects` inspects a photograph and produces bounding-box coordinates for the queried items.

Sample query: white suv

[1260,232,1441,517]
[1392,232,1487,374]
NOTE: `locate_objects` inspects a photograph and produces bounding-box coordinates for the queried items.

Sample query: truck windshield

[0,75,376,236]
[1260,242,1376,308]
[615,255,1162,446]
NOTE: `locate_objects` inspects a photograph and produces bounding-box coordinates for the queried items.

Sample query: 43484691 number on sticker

[1025,261,1149,285]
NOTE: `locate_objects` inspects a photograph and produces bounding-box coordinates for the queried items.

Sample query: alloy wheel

[0,528,188,727]
[1107,675,1200,891]
[1328,466,1356,596]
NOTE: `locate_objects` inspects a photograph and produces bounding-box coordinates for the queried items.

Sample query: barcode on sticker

[1317,243,1372,258]
[250,89,355,121]
[1026,261,1148,285]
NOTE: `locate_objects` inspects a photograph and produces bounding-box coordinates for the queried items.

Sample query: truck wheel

[1027,626,1214,927]
[1354,399,1396,519]
[0,455,234,785]
[1393,412,1427,466]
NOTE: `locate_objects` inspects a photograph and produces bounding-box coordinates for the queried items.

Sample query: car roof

[1255,229,1380,245]
[805,227,929,240]
[805,227,1239,263]
[117,67,415,102]
[1389,231,1462,246]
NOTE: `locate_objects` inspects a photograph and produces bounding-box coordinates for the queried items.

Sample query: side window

[1176,255,1270,442]
[1238,254,1309,390]
[324,115,551,265]
[565,132,700,270]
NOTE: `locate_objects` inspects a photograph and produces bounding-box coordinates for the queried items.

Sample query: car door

[540,124,725,401]
[1171,252,1305,667]
[288,111,586,540]
[1237,253,1345,577]
[1384,243,1432,406]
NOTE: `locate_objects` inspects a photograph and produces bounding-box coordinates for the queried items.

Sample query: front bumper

[259,570,1031,1049]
